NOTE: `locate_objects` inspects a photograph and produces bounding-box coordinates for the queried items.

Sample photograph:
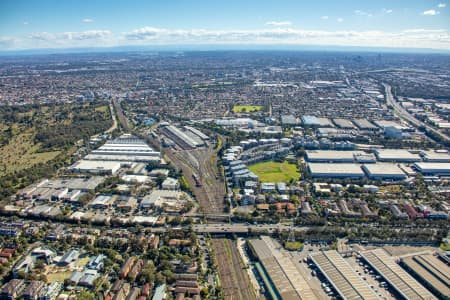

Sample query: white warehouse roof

[414,163,450,176]
[70,160,122,175]
[362,164,407,180]
[420,151,450,163]
[374,149,421,162]
[308,163,365,178]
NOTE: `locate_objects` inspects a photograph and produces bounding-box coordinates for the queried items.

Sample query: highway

[193,223,309,234]
[383,83,450,144]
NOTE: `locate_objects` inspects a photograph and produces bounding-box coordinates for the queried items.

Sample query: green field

[47,271,72,283]
[232,105,263,113]
[248,161,299,183]
[0,129,60,176]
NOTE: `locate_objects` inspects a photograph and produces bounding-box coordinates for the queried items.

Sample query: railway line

[212,239,256,300]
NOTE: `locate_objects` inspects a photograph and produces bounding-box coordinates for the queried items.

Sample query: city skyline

[1,0,450,52]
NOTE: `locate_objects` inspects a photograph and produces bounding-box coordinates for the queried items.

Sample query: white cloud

[320,16,329,20]
[82,18,94,23]
[23,22,29,25]
[337,18,344,22]
[438,3,446,8]
[423,9,440,15]
[354,10,373,17]
[0,37,18,48]
[265,21,292,26]
[125,27,166,40]
[382,8,393,14]
[2,26,450,51]
[29,30,112,45]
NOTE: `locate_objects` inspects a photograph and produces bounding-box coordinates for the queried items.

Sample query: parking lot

[345,254,396,300]
[289,243,334,299]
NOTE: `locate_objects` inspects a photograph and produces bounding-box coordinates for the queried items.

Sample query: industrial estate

[0,49,449,300]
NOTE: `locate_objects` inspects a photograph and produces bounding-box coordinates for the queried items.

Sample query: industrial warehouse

[374,149,422,163]
[309,250,380,300]
[305,149,450,180]
[362,164,407,180]
[307,163,366,178]
[85,134,160,162]
[400,254,450,299]
[360,249,436,300]
[70,134,160,174]
[413,162,450,176]
[249,237,319,300]
[159,123,208,149]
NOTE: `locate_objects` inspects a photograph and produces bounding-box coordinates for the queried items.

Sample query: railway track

[212,239,256,300]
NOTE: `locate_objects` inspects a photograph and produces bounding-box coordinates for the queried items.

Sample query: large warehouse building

[362,164,407,180]
[306,150,356,163]
[160,125,204,149]
[360,249,436,300]
[70,160,122,175]
[374,149,421,163]
[400,254,450,299]
[305,150,376,163]
[353,118,378,130]
[249,237,319,300]
[85,134,160,162]
[308,163,365,178]
[333,118,356,129]
[309,250,380,300]
[420,151,450,163]
[413,162,450,176]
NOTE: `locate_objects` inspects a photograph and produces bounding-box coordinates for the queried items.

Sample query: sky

[0,0,450,52]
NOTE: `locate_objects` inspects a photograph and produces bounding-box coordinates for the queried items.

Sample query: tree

[155,272,166,285]
[77,290,95,300]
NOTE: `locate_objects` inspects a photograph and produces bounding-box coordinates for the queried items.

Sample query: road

[193,223,310,234]
[383,83,450,144]
[105,102,118,134]
[112,98,130,132]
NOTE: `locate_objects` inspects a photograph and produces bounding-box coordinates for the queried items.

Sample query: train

[192,174,202,187]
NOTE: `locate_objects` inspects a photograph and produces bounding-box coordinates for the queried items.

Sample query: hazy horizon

[1,0,449,52]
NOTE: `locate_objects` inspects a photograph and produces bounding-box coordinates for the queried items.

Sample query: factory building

[353,118,378,131]
[420,151,450,163]
[332,118,356,129]
[84,134,160,163]
[301,115,333,127]
[362,164,407,180]
[70,160,122,175]
[306,150,376,163]
[413,163,450,176]
[374,149,422,162]
[160,125,204,149]
[184,126,209,141]
[400,254,450,299]
[308,163,365,179]
[249,237,319,300]
[309,250,380,300]
[360,249,436,300]
[306,150,356,163]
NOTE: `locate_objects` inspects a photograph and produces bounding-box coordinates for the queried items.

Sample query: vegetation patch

[440,242,450,251]
[284,241,303,251]
[0,102,112,200]
[232,105,263,113]
[248,161,299,183]
[46,271,72,283]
